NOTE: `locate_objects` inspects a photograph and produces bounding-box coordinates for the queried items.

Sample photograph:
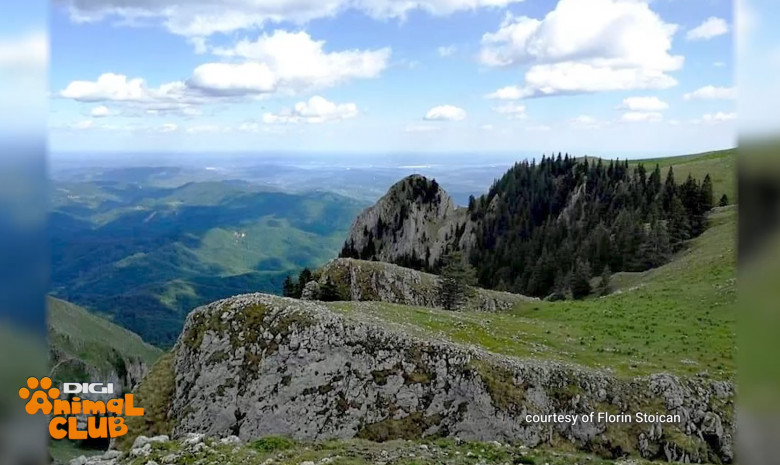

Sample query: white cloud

[72,119,95,130]
[60,74,201,115]
[59,31,390,113]
[262,96,358,124]
[206,31,390,95]
[481,0,683,99]
[686,17,729,41]
[480,124,494,131]
[621,112,663,123]
[53,119,221,134]
[0,31,48,70]
[702,112,736,123]
[423,105,467,121]
[437,45,457,57]
[60,0,525,37]
[493,102,527,119]
[61,73,146,101]
[570,115,608,129]
[486,86,527,100]
[184,124,230,134]
[90,105,114,117]
[188,62,277,95]
[236,121,288,134]
[404,124,441,133]
[714,61,726,67]
[684,85,735,101]
[60,73,190,103]
[618,96,668,112]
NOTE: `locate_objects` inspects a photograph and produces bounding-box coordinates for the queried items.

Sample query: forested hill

[341,151,726,300]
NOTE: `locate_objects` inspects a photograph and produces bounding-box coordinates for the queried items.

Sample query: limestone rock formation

[145,293,733,463]
[315,258,536,311]
[340,175,468,269]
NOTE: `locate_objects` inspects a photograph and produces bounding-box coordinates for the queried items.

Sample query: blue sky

[47,0,736,156]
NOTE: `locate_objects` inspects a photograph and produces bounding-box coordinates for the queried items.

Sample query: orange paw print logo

[18,377,60,415]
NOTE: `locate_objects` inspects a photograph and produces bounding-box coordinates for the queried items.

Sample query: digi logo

[18,376,143,439]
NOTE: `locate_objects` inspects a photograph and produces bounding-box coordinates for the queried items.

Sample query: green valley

[50,179,366,346]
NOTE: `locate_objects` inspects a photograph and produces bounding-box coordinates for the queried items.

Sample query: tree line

[464,154,715,299]
[294,154,721,303]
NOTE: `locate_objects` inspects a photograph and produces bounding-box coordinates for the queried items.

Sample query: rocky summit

[127,293,733,463]
[340,175,469,270]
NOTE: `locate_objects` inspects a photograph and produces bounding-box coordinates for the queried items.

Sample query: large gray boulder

[166,293,734,463]
[316,258,536,310]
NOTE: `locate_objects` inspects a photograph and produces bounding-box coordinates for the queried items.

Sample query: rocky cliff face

[159,293,733,463]
[50,348,150,395]
[310,258,536,311]
[340,175,467,269]
[47,297,161,395]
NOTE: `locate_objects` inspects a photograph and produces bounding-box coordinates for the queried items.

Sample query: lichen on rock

[162,293,734,463]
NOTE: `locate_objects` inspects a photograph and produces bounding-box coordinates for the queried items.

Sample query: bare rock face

[316,258,536,311]
[300,281,321,301]
[340,175,468,269]
[167,293,734,463]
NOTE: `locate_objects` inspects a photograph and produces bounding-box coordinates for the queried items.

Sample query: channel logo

[18,376,144,439]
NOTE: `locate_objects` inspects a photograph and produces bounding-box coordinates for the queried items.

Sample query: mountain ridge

[340,151,726,299]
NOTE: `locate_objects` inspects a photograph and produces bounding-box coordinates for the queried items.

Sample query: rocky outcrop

[161,293,733,463]
[339,175,468,269]
[49,347,150,395]
[47,296,160,396]
[311,258,536,311]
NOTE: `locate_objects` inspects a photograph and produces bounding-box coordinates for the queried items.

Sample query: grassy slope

[629,148,736,202]
[329,206,736,379]
[48,297,164,464]
[48,296,162,375]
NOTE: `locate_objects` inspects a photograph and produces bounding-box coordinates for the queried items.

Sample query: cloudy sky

[48,0,735,155]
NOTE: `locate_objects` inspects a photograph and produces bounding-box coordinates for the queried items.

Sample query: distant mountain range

[49,178,366,346]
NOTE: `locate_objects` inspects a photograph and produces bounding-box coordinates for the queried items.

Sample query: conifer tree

[569,258,592,299]
[319,277,342,302]
[437,251,476,310]
[295,268,313,298]
[282,276,296,297]
[596,265,611,297]
[701,174,714,211]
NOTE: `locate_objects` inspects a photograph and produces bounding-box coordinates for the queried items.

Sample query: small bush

[251,436,296,453]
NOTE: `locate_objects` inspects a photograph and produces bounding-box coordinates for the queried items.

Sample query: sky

[45,0,737,156]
